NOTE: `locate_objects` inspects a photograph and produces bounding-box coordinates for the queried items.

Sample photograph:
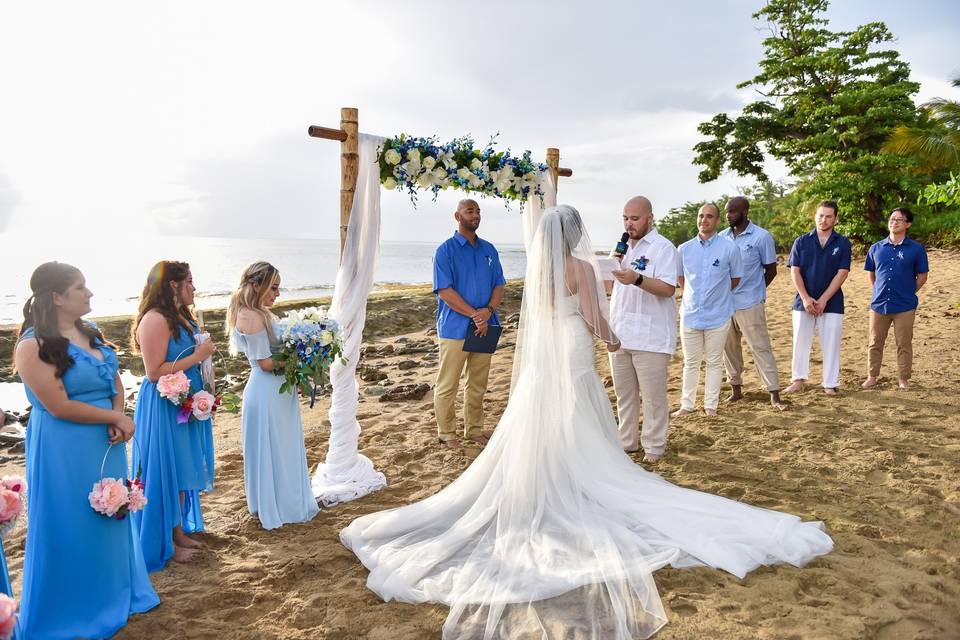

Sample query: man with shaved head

[674,203,742,417]
[719,196,784,410]
[432,199,505,449]
[608,195,680,463]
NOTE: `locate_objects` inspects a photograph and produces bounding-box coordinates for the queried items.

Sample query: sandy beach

[2,253,958,639]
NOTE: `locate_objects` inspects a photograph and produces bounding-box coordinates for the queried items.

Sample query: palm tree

[884,75,960,172]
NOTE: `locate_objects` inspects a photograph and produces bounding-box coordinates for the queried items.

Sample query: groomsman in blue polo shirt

[861,207,929,390]
[432,199,506,449]
[783,200,852,395]
[720,196,785,410]
[674,203,743,417]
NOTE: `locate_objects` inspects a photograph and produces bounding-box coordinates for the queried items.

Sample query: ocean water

[0,234,528,326]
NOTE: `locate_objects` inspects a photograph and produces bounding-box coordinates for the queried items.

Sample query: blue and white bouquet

[378,134,548,210]
[273,306,346,407]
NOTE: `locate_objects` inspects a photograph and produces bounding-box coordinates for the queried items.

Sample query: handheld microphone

[614,232,629,257]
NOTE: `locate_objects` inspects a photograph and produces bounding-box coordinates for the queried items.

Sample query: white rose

[457,168,471,180]
[384,148,402,165]
[319,330,333,346]
[470,158,482,170]
[422,156,436,170]
[402,159,422,177]
[383,177,398,190]
[406,148,420,162]
[439,151,456,169]
[432,167,447,179]
[468,174,484,188]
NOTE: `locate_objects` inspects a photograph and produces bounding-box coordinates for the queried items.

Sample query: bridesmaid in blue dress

[227,262,319,530]
[0,537,18,639]
[130,261,216,570]
[13,262,158,638]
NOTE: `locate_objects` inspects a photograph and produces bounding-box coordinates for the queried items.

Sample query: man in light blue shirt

[432,199,505,449]
[719,197,784,410]
[674,204,742,416]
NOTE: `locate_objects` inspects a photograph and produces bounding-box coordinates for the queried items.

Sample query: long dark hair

[131,261,195,351]
[16,262,111,378]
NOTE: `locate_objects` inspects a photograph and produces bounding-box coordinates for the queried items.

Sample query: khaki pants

[435,338,493,441]
[679,320,731,411]
[868,309,916,380]
[610,349,671,455]
[723,303,781,392]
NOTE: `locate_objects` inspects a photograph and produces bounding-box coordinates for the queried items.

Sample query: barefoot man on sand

[432,199,505,449]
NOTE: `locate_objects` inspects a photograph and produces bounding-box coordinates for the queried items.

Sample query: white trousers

[679,320,731,411]
[791,310,843,389]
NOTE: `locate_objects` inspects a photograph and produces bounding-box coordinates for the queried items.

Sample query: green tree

[884,75,960,172]
[693,0,921,240]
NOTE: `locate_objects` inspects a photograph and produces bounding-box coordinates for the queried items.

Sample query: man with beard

[608,195,680,463]
[432,199,505,449]
[719,197,785,410]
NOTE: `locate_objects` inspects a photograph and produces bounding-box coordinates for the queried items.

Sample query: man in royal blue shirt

[432,199,505,449]
[784,200,852,395]
[861,207,929,390]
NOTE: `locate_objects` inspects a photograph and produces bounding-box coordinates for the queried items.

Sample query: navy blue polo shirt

[787,230,852,314]
[864,236,928,314]
[433,231,506,340]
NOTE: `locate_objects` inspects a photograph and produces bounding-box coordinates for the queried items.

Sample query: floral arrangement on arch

[378,134,548,209]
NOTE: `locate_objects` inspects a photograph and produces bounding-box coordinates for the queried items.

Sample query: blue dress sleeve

[241,331,273,361]
[433,243,454,293]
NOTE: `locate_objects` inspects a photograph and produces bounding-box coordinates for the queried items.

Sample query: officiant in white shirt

[606,196,680,463]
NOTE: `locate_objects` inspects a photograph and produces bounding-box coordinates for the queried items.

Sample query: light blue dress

[233,324,319,530]
[0,539,19,640]
[18,328,159,639]
[132,320,215,572]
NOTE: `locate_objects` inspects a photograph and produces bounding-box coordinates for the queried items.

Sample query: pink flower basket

[89,439,147,520]
[0,476,26,540]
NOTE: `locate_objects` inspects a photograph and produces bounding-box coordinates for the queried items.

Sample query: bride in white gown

[341,205,833,639]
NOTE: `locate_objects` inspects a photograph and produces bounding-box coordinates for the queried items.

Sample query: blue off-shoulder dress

[17,328,159,639]
[132,320,215,572]
[233,325,319,530]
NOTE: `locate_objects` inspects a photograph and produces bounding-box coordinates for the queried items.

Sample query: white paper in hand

[597,257,621,281]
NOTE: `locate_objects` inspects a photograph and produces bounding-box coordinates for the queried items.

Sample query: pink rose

[0,593,16,640]
[0,476,24,494]
[157,371,191,403]
[89,478,129,517]
[0,491,21,524]
[191,390,217,421]
[126,484,147,512]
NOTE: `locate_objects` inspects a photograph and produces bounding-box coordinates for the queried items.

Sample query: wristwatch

[633,273,644,288]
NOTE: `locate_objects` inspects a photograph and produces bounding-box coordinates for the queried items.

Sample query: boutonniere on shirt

[712,258,720,267]
[486,255,493,267]
[831,247,839,256]
[896,250,904,260]
[630,256,649,271]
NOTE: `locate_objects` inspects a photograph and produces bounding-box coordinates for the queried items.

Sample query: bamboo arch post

[307,107,359,261]
[545,147,574,194]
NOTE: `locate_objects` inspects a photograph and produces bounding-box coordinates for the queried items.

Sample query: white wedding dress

[341,206,833,639]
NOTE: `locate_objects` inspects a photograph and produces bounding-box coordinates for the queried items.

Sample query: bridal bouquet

[0,476,25,539]
[273,306,345,407]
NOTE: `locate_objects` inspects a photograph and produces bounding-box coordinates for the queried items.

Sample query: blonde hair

[227,261,280,354]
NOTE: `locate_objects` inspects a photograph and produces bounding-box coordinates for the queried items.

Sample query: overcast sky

[1,0,957,246]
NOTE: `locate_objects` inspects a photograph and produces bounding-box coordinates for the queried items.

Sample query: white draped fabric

[311,133,387,506]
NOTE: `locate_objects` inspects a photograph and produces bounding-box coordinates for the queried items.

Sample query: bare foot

[624,447,640,454]
[671,408,694,418]
[770,402,787,411]
[173,546,197,564]
[642,453,661,463]
[727,385,743,402]
[704,408,717,416]
[823,387,839,396]
[173,531,203,549]
[861,377,878,389]
[783,380,804,394]
[898,379,909,390]
[440,438,461,450]
[467,434,489,446]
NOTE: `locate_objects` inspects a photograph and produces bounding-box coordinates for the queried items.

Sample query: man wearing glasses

[861,207,929,390]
